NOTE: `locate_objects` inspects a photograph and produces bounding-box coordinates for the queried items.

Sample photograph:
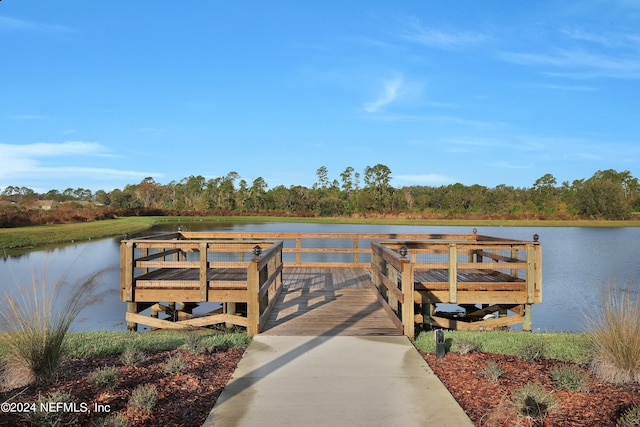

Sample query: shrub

[0,269,103,386]
[183,333,207,355]
[22,391,74,426]
[89,366,119,390]
[93,412,130,427]
[518,340,546,363]
[511,382,558,424]
[453,338,478,355]
[550,364,590,392]
[618,405,640,427]
[163,354,186,374]
[129,384,158,412]
[482,360,504,383]
[587,282,640,384]
[119,347,146,367]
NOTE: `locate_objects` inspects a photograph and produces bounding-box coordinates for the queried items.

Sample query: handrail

[370,242,414,339]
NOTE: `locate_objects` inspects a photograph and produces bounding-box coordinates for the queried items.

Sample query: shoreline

[2,215,640,252]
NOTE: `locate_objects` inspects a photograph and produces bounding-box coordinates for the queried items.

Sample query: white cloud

[500,48,640,79]
[363,76,405,113]
[395,173,454,185]
[400,19,487,50]
[0,16,74,33]
[0,141,162,182]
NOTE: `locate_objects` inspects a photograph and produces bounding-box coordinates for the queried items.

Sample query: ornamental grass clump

[550,364,590,392]
[90,366,119,391]
[586,282,640,384]
[0,269,103,388]
[511,382,558,425]
[618,405,640,427]
[129,384,158,413]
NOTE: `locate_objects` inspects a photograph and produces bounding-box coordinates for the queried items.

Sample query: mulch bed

[0,348,244,426]
[2,347,640,426]
[423,351,640,426]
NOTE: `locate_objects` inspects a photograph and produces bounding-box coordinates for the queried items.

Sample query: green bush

[22,391,74,427]
[129,384,158,412]
[550,365,589,392]
[120,347,146,367]
[511,382,558,424]
[89,366,119,390]
[183,333,208,355]
[587,282,640,384]
[482,360,504,382]
[93,412,130,427]
[163,354,186,374]
[518,340,546,363]
[618,405,640,427]
[453,338,478,355]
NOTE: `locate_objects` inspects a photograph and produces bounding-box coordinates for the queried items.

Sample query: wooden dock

[120,231,542,338]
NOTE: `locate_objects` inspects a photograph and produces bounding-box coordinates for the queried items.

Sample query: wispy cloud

[501,48,640,77]
[395,173,455,185]
[0,16,74,33]
[399,18,487,50]
[0,141,161,184]
[363,76,405,113]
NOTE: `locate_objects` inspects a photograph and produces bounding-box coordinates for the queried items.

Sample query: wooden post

[526,244,535,304]
[247,258,260,336]
[353,238,359,265]
[295,237,301,265]
[401,260,414,340]
[448,244,457,304]
[199,242,208,302]
[388,265,399,314]
[523,304,533,331]
[127,302,138,331]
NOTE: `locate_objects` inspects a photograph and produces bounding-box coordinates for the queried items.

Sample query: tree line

[1,165,639,222]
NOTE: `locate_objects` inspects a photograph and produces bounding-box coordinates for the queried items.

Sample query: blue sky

[1,1,639,194]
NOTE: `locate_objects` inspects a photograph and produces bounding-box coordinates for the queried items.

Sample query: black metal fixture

[252,245,262,257]
[435,329,446,359]
[178,226,182,232]
[533,233,539,242]
[123,232,130,240]
[472,228,477,234]
[399,245,408,257]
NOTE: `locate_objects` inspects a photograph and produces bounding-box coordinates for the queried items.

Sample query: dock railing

[121,231,541,335]
[120,234,283,334]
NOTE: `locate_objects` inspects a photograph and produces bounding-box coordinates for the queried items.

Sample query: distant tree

[575,176,628,219]
[314,166,329,190]
[364,164,392,210]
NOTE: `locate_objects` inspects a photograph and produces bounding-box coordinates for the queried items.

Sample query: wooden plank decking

[260,267,401,336]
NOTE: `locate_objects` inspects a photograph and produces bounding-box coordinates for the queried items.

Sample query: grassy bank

[0,329,590,363]
[2,215,640,251]
[0,217,157,250]
[414,330,593,364]
[0,330,251,360]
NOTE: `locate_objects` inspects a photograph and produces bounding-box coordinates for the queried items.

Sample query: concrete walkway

[203,336,474,427]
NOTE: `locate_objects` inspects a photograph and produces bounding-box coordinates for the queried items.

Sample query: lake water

[1,221,639,333]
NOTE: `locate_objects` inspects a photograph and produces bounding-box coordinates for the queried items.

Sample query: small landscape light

[435,329,446,359]
[533,233,539,242]
[253,245,262,257]
[399,245,408,257]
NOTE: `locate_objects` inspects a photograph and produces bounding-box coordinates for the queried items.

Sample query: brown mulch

[423,351,640,427]
[0,347,244,426]
[1,347,639,426]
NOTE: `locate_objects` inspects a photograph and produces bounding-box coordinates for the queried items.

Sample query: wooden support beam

[200,242,208,301]
[401,260,414,340]
[448,244,457,303]
[247,259,260,336]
